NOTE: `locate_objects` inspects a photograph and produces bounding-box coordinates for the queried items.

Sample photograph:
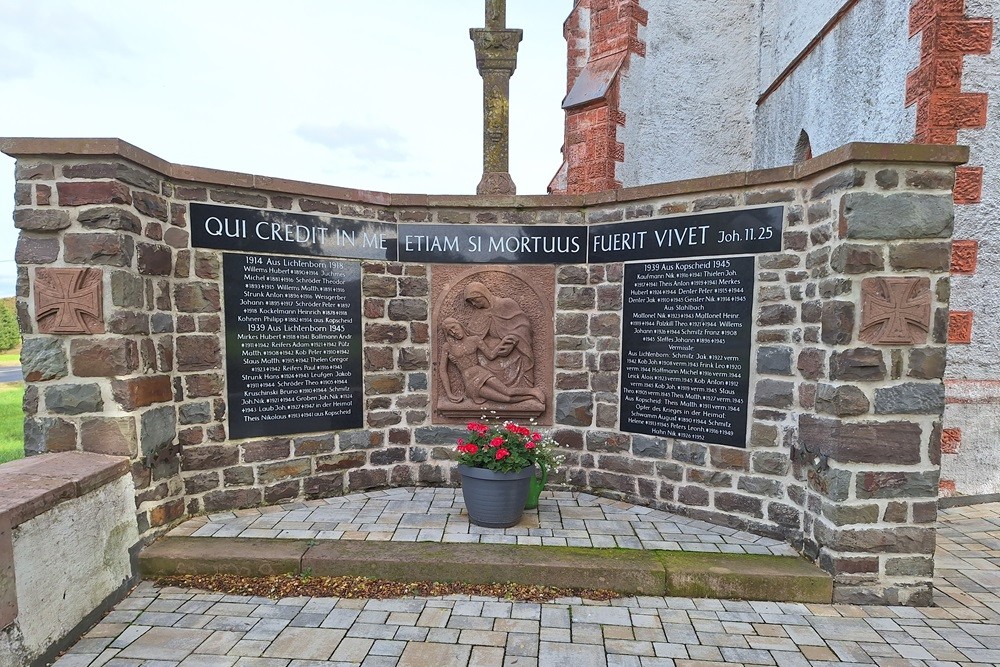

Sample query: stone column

[470,0,522,195]
[793,165,953,605]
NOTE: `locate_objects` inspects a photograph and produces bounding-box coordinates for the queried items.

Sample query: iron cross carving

[860,277,931,345]
[35,268,105,334]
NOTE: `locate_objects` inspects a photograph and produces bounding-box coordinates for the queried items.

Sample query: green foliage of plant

[0,385,25,464]
[0,303,19,352]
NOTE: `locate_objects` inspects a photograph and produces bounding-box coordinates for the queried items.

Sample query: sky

[0,1,572,297]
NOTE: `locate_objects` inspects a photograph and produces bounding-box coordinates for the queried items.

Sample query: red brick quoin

[551,0,647,195]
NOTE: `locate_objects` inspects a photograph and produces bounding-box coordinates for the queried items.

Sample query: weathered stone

[140,406,177,457]
[174,283,221,313]
[856,471,939,499]
[78,206,141,233]
[875,169,899,189]
[815,384,870,417]
[797,348,825,380]
[176,335,221,371]
[23,417,77,454]
[812,169,865,199]
[179,402,212,425]
[830,348,885,381]
[71,339,138,377]
[757,346,793,375]
[586,431,630,453]
[671,441,707,466]
[798,415,922,464]
[757,304,795,326]
[874,383,945,414]
[365,323,407,344]
[840,192,953,239]
[678,485,709,506]
[904,169,954,190]
[365,373,404,395]
[16,162,54,180]
[133,191,168,221]
[239,438,290,463]
[805,465,852,501]
[889,241,950,271]
[755,379,794,409]
[340,429,381,450]
[710,447,749,470]
[822,501,880,526]
[831,244,884,273]
[110,271,145,308]
[259,458,311,484]
[163,227,189,249]
[387,298,426,321]
[108,311,150,335]
[768,503,800,528]
[398,348,428,371]
[558,286,596,310]
[349,468,388,491]
[183,445,239,471]
[136,243,172,276]
[58,181,131,206]
[556,392,593,426]
[693,194,735,211]
[13,209,71,231]
[80,417,137,457]
[885,555,934,577]
[907,347,946,380]
[21,337,68,381]
[631,435,666,458]
[151,313,174,333]
[15,235,59,264]
[752,451,790,476]
[737,476,783,497]
[316,452,366,472]
[821,301,854,345]
[45,383,103,414]
[203,488,262,513]
[824,526,934,554]
[715,492,763,518]
[64,233,134,266]
[363,275,397,297]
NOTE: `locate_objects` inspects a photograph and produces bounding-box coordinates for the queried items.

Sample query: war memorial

[0,1,993,664]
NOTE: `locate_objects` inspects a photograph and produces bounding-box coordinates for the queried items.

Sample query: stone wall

[2,138,964,604]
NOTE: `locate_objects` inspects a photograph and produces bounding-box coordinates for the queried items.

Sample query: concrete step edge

[138,536,832,603]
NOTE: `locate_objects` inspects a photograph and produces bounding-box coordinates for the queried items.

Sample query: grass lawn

[0,349,20,367]
[0,384,25,463]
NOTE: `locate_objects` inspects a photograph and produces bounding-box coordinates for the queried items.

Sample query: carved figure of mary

[462,281,535,389]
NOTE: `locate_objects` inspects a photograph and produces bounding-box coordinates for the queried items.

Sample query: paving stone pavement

[167,489,797,556]
[51,501,1000,666]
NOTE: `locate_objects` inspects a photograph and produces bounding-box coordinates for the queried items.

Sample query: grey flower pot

[458,464,534,528]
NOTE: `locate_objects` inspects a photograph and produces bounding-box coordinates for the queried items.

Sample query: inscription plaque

[223,253,363,439]
[621,256,755,448]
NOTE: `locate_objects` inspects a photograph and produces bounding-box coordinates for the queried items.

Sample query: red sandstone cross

[860,277,930,345]
[35,268,104,334]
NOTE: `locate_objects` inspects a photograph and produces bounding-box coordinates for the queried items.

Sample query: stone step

[139,536,833,603]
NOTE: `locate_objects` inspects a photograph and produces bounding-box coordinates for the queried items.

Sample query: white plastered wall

[941,0,1000,495]
[615,0,760,186]
[753,0,917,169]
[0,474,138,667]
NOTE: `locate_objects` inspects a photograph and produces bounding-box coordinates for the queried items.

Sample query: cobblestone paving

[53,502,1000,666]
[167,489,796,556]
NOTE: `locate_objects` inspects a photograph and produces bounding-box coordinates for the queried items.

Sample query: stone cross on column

[470,0,522,195]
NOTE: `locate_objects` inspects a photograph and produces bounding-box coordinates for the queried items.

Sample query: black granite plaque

[223,253,363,439]
[397,224,588,264]
[193,203,396,261]
[620,256,755,448]
[589,207,782,263]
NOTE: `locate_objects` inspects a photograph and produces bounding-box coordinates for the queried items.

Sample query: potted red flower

[455,420,561,527]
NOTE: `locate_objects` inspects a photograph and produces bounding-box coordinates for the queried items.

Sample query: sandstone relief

[859,277,930,345]
[34,268,104,334]
[432,266,554,424]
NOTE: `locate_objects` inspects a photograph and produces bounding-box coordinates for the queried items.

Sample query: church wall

[759,0,849,89]
[936,0,1000,494]
[615,0,759,185]
[753,0,918,169]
